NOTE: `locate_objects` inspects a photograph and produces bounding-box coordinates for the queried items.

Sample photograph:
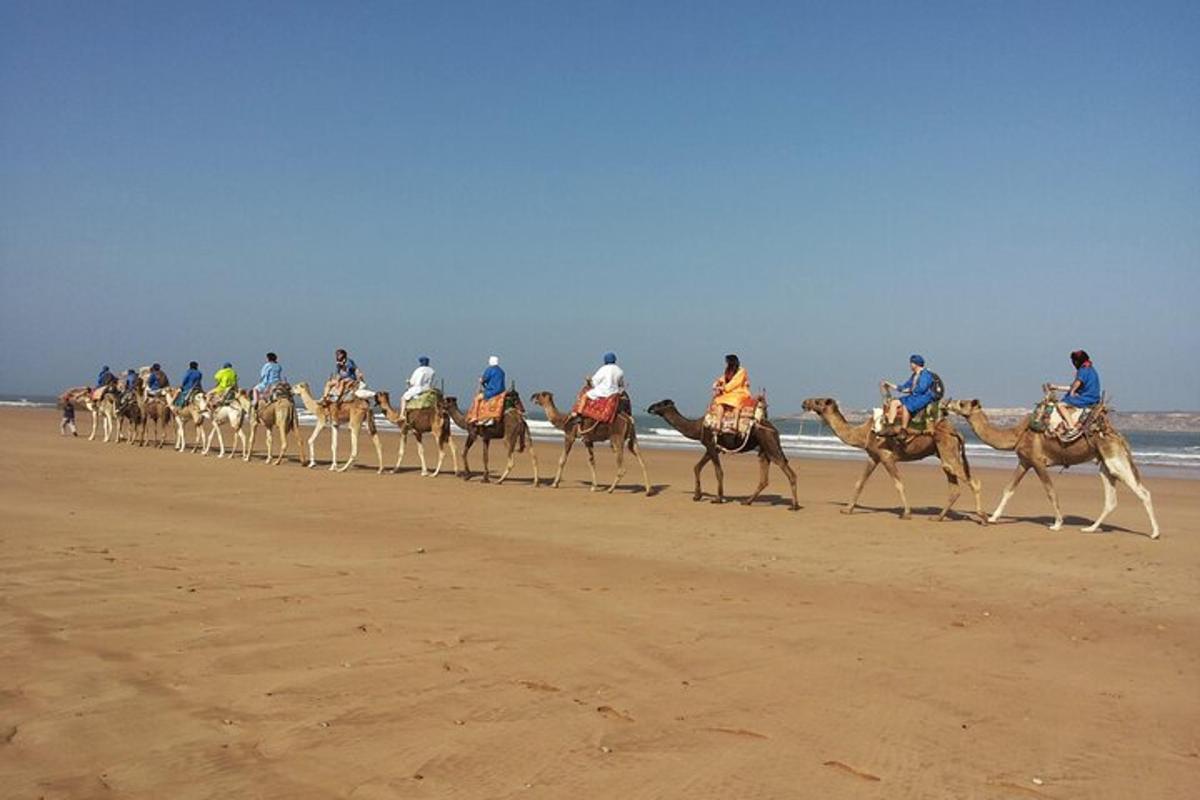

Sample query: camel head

[646,399,676,417]
[529,391,553,407]
[943,398,982,417]
[374,390,390,406]
[440,395,458,408]
[292,382,310,394]
[801,397,838,415]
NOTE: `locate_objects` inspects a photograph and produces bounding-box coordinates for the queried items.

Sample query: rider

[881,354,935,432]
[145,363,170,397]
[176,361,203,407]
[571,352,626,421]
[1047,349,1101,433]
[253,352,283,406]
[711,354,752,426]
[209,362,238,406]
[481,355,506,400]
[96,365,117,390]
[120,368,138,408]
[399,356,436,416]
[326,348,370,402]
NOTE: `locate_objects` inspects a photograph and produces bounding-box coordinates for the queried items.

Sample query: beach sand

[2,406,1197,799]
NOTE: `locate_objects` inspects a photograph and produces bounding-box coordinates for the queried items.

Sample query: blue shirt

[97,368,114,387]
[1069,365,1101,406]
[898,369,935,401]
[148,371,166,390]
[258,361,283,389]
[180,368,203,394]
[337,358,357,380]
[481,365,506,399]
[125,373,137,390]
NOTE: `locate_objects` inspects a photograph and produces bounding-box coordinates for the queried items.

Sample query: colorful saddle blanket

[1028,400,1101,444]
[573,392,626,424]
[406,389,440,411]
[871,402,942,434]
[467,391,521,425]
[704,400,764,437]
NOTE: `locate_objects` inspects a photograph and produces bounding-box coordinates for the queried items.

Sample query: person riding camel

[398,356,436,416]
[1045,349,1101,435]
[145,363,170,397]
[94,365,118,401]
[570,352,627,422]
[467,356,507,424]
[208,362,238,407]
[711,354,753,428]
[253,352,284,406]
[324,348,374,403]
[176,361,203,408]
[119,368,138,409]
[881,354,935,433]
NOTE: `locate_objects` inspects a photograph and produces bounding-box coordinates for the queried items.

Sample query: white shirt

[402,365,436,400]
[586,363,625,399]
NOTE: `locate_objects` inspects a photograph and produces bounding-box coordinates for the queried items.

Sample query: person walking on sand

[60,398,77,436]
[881,354,936,433]
[253,352,284,406]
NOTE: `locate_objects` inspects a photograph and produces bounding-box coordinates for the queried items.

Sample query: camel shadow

[992,514,1145,536]
[822,501,973,522]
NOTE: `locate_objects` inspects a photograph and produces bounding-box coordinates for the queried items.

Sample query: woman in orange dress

[711,354,753,425]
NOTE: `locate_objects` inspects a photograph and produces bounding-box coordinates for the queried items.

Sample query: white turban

[488,356,500,366]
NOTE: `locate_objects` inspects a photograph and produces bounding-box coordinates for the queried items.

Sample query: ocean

[7,394,1197,478]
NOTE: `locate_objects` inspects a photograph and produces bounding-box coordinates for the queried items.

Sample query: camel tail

[518,424,528,453]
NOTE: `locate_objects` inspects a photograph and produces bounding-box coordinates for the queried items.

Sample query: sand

[2,406,1197,799]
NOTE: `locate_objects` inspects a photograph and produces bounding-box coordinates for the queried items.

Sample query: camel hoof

[740,499,753,506]
[1081,524,1100,533]
[711,498,726,505]
[692,495,703,502]
[900,512,912,520]
[840,507,854,515]
[1150,530,1161,540]
[1049,522,1063,531]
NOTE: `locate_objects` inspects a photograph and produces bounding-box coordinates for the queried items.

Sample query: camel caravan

[56,349,1162,538]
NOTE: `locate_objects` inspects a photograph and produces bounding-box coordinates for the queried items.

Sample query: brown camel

[530,391,649,494]
[245,388,303,466]
[802,397,984,522]
[114,387,145,446]
[440,394,537,484]
[140,392,174,448]
[375,390,459,477]
[293,382,384,473]
[944,399,1159,538]
[647,399,798,509]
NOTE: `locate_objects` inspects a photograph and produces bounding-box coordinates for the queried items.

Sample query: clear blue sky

[2,1,1197,412]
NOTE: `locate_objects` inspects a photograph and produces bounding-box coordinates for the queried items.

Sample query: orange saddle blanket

[573,392,624,424]
[467,392,508,425]
[704,400,763,437]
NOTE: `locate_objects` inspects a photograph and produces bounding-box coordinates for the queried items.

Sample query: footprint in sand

[516,680,560,692]
[596,705,634,722]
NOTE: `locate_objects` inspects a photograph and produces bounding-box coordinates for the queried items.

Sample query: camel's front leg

[528,435,540,487]
[480,439,491,483]
[712,453,726,503]
[87,407,98,441]
[777,456,800,511]
[843,458,878,514]
[415,433,429,476]
[585,442,599,492]
[264,429,274,463]
[605,440,625,493]
[1030,463,1063,530]
[370,431,384,474]
[496,436,516,484]
[460,432,475,480]
[393,429,407,473]
[744,454,771,506]
[306,419,324,468]
[988,464,1028,523]
[630,441,650,495]
[449,436,461,477]
[431,436,446,478]
[878,457,911,518]
[337,424,359,472]
[935,469,961,522]
[692,451,712,500]
[329,425,342,471]
[551,435,576,489]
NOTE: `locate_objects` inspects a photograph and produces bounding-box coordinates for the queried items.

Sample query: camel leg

[878,457,911,519]
[528,433,540,487]
[416,433,429,476]
[935,468,961,522]
[712,454,726,504]
[431,437,445,478]
[338,425,359,472]
[551,434,576,489]
[842,459,879,514]
[307,419,324,468]
[264,429,274,463]
[988,465,1029,523]
[692,451,712,501]
[778,456,800,511]
[1081,464,1119,534]
[744,454,771,506]
[481,439,491,483]
[449,435,461,477]
[1030,463,1064,530]
[585,442,598,492]
[497,436,516,484]
[329,425,340,471]
[234,428,247,459]
[606,440,625,494]
[1091,453,1159,539]
[630,441,650,495]
[371,431,384,475]
[460,432,475,480]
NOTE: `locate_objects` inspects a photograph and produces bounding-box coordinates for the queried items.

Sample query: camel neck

[658,406,704,441]
[821,407,870,448]
[966,409,1022,450]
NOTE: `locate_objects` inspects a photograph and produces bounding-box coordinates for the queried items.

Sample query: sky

[1,1,1197,413]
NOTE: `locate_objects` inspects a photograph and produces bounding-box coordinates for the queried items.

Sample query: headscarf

[418,356,430,367]
[603,352,617,365]
[488,356,500,367]
[909,354,925,367]
[724,354,740,381]
[1070,349,1091,369]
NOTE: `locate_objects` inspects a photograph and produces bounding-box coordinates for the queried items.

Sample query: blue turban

[102,365,110,372]
[603,352,617,364]
[909,354,925,366]
[418,356,430,366]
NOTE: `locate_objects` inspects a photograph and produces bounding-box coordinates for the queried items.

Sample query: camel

[530,391,649,494]
[439,394,536,484]
[245,389,303,465]
[140,392,174,448]
[801,397,984,522]
[374,391,459,477]
[292,382,384,473]
[59,386,115,442]
[647,399,798,509]
[114,390,145,446]
[944,399,1159,538]
[203,391,252,458]
[164,388,208,453]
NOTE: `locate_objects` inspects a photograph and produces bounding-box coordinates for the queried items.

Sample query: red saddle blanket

[573,392,623,424]
[467,392,508,424]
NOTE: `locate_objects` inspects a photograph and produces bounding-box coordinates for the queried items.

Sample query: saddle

[573,391,628,424]
[873,402,943,436]
[467,391,522,426]
[405,389,441,412]
[258,382,291,408]
[704,396,765,437]
[1029,397,1105,444]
